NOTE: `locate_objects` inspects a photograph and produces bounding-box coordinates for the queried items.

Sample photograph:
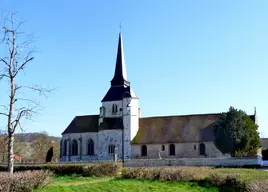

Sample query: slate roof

[62,115,99,134]
[62,116,124,134]
[102,33,138,102]
[261,138,268,149]
[99,118,123,130]
[132,113,256,144]
[102,85,137,102]
[110,33,129,87]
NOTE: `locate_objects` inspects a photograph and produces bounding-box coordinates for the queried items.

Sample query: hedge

[121,166,268,192]
[0,162,121,177]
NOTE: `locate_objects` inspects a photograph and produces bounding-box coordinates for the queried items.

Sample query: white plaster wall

[204,142,230,158]
[101,100,124,118]
[97,129,130,160]
[131,142,230,159]
[99,96,138,161]
[129,98,139,141]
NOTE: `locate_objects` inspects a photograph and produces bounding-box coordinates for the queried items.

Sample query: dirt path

[49,178,111,187]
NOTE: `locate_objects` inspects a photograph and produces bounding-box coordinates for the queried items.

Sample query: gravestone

[158,149,162,160]
[114,147,118,162]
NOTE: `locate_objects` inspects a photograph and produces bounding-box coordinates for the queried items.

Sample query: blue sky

[0,0,267,137]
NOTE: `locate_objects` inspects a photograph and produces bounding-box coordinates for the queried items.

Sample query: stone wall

[97,129,131,161]
[124,157,263,167]
[131,142,230,158]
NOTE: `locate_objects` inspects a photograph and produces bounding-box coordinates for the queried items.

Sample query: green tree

[45,147,53,162]
[213,106,261,157]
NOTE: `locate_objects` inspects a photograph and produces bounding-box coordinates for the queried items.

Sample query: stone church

[60,33,257,162]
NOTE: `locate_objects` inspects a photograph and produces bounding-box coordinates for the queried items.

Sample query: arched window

[169,144,175,156]
[71,139,78,156]
[141,145,147,156]
[88,139,94,155]
[161,145,165,151]
[108,145,115,154]
[112,104,118,113]
[199,143,206,155]
[63,140,67,156]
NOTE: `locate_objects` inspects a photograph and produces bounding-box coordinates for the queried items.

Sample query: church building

[60,33,257,162]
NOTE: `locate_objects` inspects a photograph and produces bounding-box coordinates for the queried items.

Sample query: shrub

[0,170,53,192]
[83,162,121,177]
[122,166,212,181]
[122,166,268,192]
[0,162,121,177]
[207,172,245,191]
[247,179,268,192]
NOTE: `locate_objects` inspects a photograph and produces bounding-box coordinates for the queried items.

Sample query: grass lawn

[35,176,219,192]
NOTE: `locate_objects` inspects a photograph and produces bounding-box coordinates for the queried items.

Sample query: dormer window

[112,104,118,113]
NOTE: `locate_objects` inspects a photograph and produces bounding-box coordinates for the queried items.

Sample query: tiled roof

[132,113,256,144]
[62,113,256,144]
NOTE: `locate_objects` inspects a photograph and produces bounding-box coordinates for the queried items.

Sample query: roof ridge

[140,113,223,119]
[76,114,99,118]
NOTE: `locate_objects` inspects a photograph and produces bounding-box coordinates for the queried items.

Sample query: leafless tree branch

[0,105,9,111]
[0,12,55,173]
[0,58,9,66]
[13,56,34,77]
[0,112,8,117]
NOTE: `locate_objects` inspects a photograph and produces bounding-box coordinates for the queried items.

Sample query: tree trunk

[7,133,14,173]
[7,50,15,173]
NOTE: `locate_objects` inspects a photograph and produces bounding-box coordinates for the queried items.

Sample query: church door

[169,144,175,156]
[199,143,206,155]
[141,145,147,156]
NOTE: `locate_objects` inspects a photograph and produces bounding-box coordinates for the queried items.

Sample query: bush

[122,166,211,181]
[247,179,268,192]
[0,170,53,192]
[83,162,121,177]
[0,162,121,177]
[122,166,268,192]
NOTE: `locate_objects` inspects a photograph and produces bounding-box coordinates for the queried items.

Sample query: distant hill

[14,133,61,143]
[0,132,61,162]
[0,132,61,143]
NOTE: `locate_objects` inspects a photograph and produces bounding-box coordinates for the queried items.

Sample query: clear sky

[0,0,267,137]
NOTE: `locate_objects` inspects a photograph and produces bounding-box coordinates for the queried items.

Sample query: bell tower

[98,33,139,160]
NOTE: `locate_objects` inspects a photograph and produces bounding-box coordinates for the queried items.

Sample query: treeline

[0,132,60,163]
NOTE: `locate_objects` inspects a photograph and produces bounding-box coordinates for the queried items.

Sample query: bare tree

[0,13,53,173]
[30,132,51,162]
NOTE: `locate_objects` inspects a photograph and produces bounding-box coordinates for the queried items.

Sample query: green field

[35,176,219,192]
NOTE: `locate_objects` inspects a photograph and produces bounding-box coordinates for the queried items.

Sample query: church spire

[110,33,130,86]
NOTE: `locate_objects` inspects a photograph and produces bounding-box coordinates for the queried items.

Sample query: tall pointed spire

[110,33,130,86]
[102,33,137,102]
